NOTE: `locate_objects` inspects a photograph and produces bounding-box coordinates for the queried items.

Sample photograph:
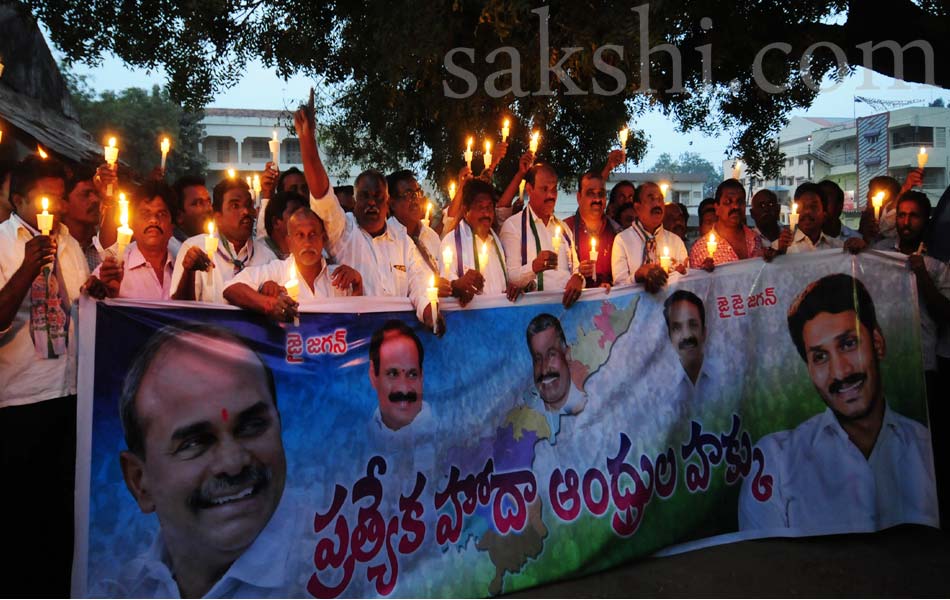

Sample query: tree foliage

[648,152,720,197]
[21,0,949,187]
[65,71,207,179]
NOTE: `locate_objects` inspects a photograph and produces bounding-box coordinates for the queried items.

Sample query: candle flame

[41,197,48,211]
[108,137,116,148]
[466,136,473,151]
[619,126,629,142]
[273,130,278,141]
[161,137,170,152]
[443,246,453,265]
[659,182,669,197]
[484,140,491,153]
[553,226,561,241]
[448,181,456,198]
[791,202,798,215]
[37,145,48,159]
[710,232,716,243]
[227,168,236,179]
[663,245,670,257]
[920,147,927,155]
[207,221,215,236]
[503,118,510,128]
[872,191,885,204]
[428,274,435,288]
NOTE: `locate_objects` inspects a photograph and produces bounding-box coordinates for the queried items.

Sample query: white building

[724,107,950,209]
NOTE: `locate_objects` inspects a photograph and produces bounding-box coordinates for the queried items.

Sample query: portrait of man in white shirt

[739,274,939,532]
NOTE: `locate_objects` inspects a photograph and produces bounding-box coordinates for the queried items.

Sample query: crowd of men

[2,98,950,594]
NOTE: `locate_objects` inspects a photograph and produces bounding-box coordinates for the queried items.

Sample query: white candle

[518,179,526,203]
[205,221,219,257]
[483,140,492,171]
[422,202,432,228]
[706,232,718,257]
[285,261,300,327]
[442,246,453,279]
[619,126,629,151]
[501,119,510,143]
[529,131,540,154]
[37,197,53,236]
[732,160,743,180]
[590,237,597,262]
[160,137,170,171]
[478,240,489,271]
[117,192,129,226]
[872,191,885,221]
[789,202,799,230]
[104,137,119,197]
[116,199,132,260]
[269,131,280,166]
[660,246,672,273]
[426,275,439,333]
[552,225,562,255]
[464,137,474,170]
[918,147,929,170]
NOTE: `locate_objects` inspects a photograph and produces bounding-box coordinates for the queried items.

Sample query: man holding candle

[170,178,277,303]
[739,274,938,531]
[749,189,792,261]
[689,179,763,270]
[0,155,90,596]
[859,176,903,242]
[500,164,585,308]
[439,178,523,304]
[292,102,443,333]
[386,170,443,277]
[224,207,363,321]
[563,171,618,288]
[786,183,867,255]
[61,165,109,271]
[85,181,177,300]
[612,181,687,292]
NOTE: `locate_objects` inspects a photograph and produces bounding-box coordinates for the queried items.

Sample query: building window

[215,138,231,163]
[248,139,270,160]
[283,139,301,164]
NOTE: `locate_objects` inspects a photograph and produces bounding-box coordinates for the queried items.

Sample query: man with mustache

[749,189,792,260]
[62,164,112,271]
[612,181,688,292]
[171,175,212,247]
[438,178,523,304]
[293,98,444,333]
[785,183,844,254]
[500,164,585,308]
[663,202,688,243]
[663,290,720,414]
[224,207,363,321]
[606,180,635,230]
[817,180,861,242]
[524,313,587,444]
[386,170,442,277]
[689,180,763,270]
[739,274,938,531]
[84,181,178,300]
[107,324,305,597]
[259,191,307,260]
[368,319,434,435]
[170,178,278,303]
[563,171,618,287]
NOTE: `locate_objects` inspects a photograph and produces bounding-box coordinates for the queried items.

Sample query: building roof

[204,108,290,119]
[611,171,708,183]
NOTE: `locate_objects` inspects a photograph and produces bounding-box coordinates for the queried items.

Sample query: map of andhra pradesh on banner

[74,249,938,598]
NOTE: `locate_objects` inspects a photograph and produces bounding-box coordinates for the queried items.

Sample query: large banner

[74,249,938,598]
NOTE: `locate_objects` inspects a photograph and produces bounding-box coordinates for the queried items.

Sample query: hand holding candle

[501,119,510,143]
[464,137,474,170]
[37,197,53,236]
[426,275,439,333]
[872,191,885,221]
[160,137,170,171]
[660,246,672,273]
[706,232,718,258]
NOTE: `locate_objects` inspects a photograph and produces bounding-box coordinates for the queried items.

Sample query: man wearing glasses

[386,170,442,277]
[688,179,764,271]
[563,171,618,287]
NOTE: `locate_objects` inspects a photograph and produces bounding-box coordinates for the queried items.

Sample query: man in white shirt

[500,164,585,308]
[291,100,443,332]
[86,181,177,301]
[612,181,688,291]
[523,313,587,446]
[171,175,212,247]
[259,190,307,260]
[111,324,302,598]
[224,207,363,321]
[818,180,861,241]
[386,170,442,274]
[786,183,866,255]
[739,274,938,532]
[170,177,277,303]
[749,189,792,261]
[663,290,712,407]
[0,156,89,596]
[439,178,522,304]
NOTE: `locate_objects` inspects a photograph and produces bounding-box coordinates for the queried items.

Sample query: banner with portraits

[74,249,938,598]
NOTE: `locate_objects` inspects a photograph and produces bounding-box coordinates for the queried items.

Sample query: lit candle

[448,181,456,200]
[205,221,219,257]
[483,140,493,171]
[619,126,629,151]
[269,131,280,166]
[116,198,133,261]
[37,145,48,159]
[872,191,885,221]
[104,137,119,197]
[590,237,597,262]
[659,182,670,202]
[518,179,526,203]
[529,130,540,154]
[442,246,454,279]
[285,261,300,327]
[660,246,672,273]
[501,119,510,143]
[789,201,799,230]
[426,274,439,333]
[706,232,718,258]
[227,168,236,179]
[253,174,262,195]
[478,240,489,271]
[246,176,253,190]
[0,128,4,144]
[732,160,743,180]
[552,225,562,255]
[37,197,53,236]
[422,202,432,228]
[918,147,929,170]
[464,137,474,170]
[160,137,171,171]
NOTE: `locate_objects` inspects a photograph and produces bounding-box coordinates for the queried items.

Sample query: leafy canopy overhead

[22,0,949,186]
